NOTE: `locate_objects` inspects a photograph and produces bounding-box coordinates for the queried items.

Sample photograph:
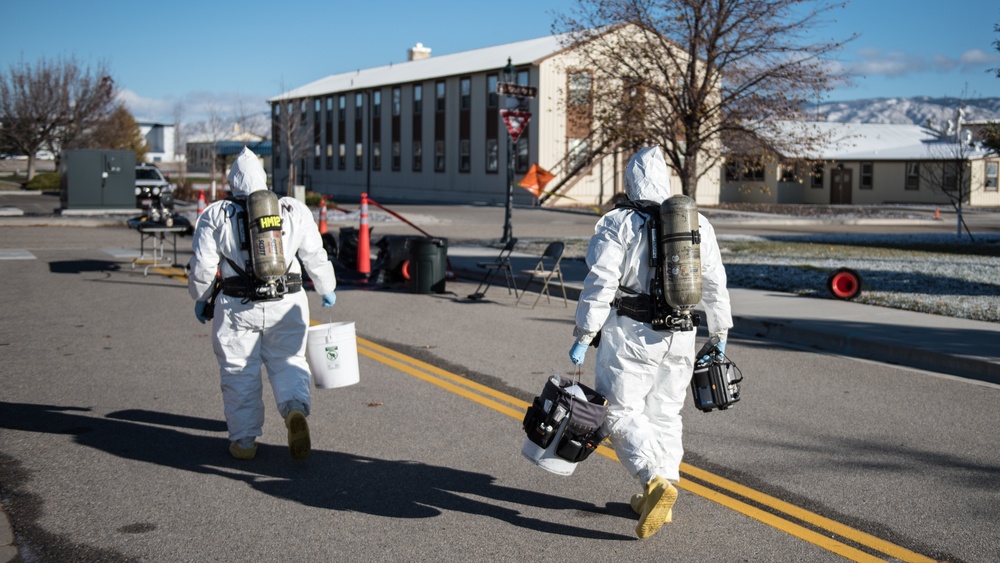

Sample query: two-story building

[268,31,722,207]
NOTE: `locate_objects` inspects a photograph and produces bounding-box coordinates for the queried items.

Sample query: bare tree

[1,58,65,180]
[48,60,118,156]
[272,95,312,194]
[0,56,118,180]
[553,0,854,199]
[202,105,232,199]
[919,107,987,240]
[171,102,187,184]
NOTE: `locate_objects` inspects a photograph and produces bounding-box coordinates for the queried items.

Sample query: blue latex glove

[322,291,337,307]
[194,301,209,324]
[700,340,726,364]
[569,342,588,365]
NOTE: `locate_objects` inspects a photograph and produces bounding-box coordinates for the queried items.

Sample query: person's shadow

[0,401,632,540]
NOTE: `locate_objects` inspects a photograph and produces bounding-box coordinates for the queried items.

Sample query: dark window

[905,162,919,190]
[742,160,764,181]
[413,84,422,115]
[392,87,401,116]
[338,143,346,170]
[372,143,381,171]
[413,140,422,171]
[516,136,528,173]
[435,140,445,172]
[460,77,471,111]
[435,81,445,113]
[338,96,345,121]
[487,74,498,108]
[486,139,498,173]
[373,90,381,119]
[460,140,470,172]
[986,161,998,191]
[860,162,873,189]
[943,161,959,192]
[779,162,798,183]
[812,164,824,189]
[725,161,739,182]
[391,141,400,171]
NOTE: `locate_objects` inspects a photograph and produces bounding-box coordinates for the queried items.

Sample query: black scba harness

[221,197,299,302]
[522,376,610,463]
[612,200,701,331]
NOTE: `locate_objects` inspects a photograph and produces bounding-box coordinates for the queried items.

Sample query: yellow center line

[350,330,934,563]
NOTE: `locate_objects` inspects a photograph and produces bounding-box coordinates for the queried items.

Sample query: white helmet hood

[228,146,268,197]
[624,146,671,204]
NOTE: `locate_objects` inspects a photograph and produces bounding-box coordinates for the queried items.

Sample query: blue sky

[2,0,998,123]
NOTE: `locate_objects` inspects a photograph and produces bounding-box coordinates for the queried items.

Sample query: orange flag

[517,164,555,197]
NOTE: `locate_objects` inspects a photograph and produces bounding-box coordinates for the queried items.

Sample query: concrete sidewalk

[447,244,1000,385]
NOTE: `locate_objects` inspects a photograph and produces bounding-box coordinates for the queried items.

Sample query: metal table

[132,223,188,275]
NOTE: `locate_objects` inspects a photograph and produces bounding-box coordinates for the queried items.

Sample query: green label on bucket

[325,345,340,366]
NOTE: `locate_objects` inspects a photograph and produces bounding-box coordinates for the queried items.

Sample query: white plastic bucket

[521,418,578,476]
[306,321,360,389]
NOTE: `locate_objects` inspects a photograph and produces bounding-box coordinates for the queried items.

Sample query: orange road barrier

[197,190,206,215]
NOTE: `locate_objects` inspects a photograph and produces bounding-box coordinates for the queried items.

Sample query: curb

[450,265,1000,385]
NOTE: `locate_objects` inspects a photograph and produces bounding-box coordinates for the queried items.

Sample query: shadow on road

[0,402,633,542]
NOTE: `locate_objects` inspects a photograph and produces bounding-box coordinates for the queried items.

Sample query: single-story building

[721,121,999,207]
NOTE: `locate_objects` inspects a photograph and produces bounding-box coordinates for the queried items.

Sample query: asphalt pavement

[1,191,999,560]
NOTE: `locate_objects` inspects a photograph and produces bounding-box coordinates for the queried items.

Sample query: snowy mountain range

[813,96,1000,125]
[173,97,1000,144]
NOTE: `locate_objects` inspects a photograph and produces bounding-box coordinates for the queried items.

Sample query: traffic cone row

[318,197,328,235]
[197,190,206,215]
[358,193,371,276]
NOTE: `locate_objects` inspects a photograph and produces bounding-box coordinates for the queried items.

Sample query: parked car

[135,163,174,221]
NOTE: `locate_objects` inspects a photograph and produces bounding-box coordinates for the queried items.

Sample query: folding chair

[467,238,519,300]
[515,241,568,308]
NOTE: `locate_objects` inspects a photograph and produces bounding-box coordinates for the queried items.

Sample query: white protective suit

[188,147,337,444]
[573,146,732,485]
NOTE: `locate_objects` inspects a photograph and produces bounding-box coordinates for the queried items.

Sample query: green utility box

[59,149,136,210]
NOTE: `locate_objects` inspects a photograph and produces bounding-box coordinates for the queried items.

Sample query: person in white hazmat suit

[568,146,732,539]
[188,146,337,461]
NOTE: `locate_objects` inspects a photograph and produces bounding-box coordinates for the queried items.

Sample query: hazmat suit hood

[228,146,268,197]
[624,146,671,204]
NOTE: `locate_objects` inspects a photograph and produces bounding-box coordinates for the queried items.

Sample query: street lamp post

[501,58,516,244]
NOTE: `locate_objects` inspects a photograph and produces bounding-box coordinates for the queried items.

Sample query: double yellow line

[355,335,935,563]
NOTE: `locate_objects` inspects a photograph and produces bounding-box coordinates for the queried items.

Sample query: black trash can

[407,237,448,294]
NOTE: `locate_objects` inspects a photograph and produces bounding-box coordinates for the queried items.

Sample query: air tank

[246,190,286,281]
[659,194,702,313]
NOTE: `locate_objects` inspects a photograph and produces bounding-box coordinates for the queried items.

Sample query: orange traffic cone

[934,206,941,220]
[357,193,371,276]
[197,190,206,215]
[318,197,328,234]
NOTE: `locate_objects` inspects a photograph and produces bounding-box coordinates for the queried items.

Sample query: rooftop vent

[408,42,431,61]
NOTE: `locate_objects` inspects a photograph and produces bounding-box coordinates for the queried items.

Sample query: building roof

[215,141,272,157]
[774,121,991,161]
[269,32,572,102]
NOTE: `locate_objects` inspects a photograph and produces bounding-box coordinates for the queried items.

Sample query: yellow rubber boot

[631,492,673,521]
[636,476,678,539]
[630,493,645,515]
[285,409,310,460]
[228,439,258,460]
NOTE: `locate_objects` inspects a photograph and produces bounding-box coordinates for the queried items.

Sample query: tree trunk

[26,155,37,182]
